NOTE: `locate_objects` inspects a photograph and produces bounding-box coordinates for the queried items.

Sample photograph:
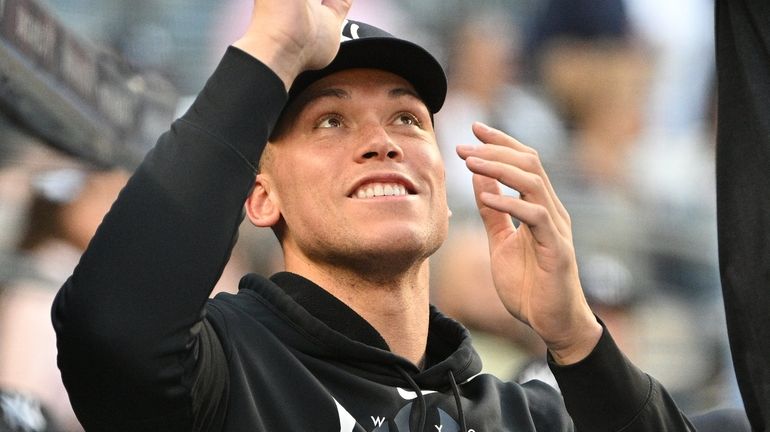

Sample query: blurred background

[0,0,739,430]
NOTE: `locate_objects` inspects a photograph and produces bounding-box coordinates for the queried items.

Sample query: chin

[364,224,445,259]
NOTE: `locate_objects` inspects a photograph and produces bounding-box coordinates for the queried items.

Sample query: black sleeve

[550,326,694,431]
[51,47,287,431]
[715,1,770,430]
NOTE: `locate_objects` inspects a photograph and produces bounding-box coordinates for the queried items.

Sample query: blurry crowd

[0,0,738,430]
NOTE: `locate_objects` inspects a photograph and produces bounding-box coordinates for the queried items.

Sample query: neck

[283,252,431,366]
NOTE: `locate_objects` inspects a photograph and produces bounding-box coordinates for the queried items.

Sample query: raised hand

[457,122,602,365]
[233,0,353,89]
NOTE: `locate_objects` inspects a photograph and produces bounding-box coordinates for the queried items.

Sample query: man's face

[261,68,449,273]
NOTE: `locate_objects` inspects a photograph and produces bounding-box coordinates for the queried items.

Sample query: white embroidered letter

[371,416,386,428]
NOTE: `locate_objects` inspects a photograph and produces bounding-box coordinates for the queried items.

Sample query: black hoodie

[52,48,693,431]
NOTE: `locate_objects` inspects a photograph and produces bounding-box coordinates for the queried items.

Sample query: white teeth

[352,182,409,199]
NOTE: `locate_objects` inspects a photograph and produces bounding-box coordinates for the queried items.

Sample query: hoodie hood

[233,272,482,390]
[205,272,575,431]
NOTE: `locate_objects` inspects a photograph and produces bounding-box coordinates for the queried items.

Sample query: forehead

[268,68,430,143]
[306,67,414,89]
[292,68,425,110]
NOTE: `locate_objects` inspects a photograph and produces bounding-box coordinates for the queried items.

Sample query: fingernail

[456,144,475,152]
[475,122,493,133]
[467,156,485,165]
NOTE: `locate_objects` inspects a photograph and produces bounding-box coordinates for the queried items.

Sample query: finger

[471,173,515,241]
[464,155,569,238]
[463,153,557,217]
[471,122,569,220]
[477,190,560,250]
[464,122,571,230]
[471,121,534,154]
[484,122,570,225]
[458,140,544,182]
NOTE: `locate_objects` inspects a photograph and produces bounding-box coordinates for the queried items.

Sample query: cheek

[424,148,448,193]
[271,157,334,215]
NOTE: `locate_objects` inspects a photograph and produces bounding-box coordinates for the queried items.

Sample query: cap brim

[288,37,447,114]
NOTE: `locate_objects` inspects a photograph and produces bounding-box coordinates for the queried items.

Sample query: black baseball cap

[288,20,447,114]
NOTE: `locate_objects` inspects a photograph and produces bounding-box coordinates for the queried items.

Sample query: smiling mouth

[350,182,413,199]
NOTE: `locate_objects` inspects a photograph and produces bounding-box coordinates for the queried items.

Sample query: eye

[394,112,422,128]
[316,114,344,129]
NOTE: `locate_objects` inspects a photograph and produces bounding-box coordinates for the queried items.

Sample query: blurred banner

[0,0,178,168]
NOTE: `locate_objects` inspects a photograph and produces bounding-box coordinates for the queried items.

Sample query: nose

[355,123,404,162]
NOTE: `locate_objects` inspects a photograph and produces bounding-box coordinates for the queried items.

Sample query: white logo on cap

[340,19,360,42]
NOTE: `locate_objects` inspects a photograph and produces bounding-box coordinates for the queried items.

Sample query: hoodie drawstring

[396,366,427,431]
[394,366,468,431]
[447,370,468,432]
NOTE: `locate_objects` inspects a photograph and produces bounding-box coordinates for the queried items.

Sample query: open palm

[458,122,601,363]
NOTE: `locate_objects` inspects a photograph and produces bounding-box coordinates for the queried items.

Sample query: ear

[245,174,281,228]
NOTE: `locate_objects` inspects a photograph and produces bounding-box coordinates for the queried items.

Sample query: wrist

[547,317,603,365]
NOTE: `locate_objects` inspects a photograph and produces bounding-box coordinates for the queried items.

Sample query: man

[52,1,694,430]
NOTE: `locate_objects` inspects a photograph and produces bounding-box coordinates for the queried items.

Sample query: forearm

[551,325,694,431]
[52,48,287,427]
